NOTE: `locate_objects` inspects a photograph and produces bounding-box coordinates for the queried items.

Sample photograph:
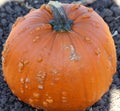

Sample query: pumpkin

[2,1,116,111]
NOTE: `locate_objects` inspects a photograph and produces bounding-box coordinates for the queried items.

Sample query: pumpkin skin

[2,2,116,111]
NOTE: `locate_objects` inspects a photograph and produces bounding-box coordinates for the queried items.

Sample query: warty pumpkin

[2,1,117,111]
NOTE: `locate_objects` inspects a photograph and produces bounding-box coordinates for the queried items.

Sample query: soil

[0,0,120,111]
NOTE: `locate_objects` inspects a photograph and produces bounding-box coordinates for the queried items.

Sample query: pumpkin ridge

[48,33,58,54]
[3,40,31,95]
[72,21,116,71]
[68,31,111,102]
[72,29,113,72]
[2,29,48,95]
[41,5,53,19]
[24,10,52,27]
[68,31,98,102]
[44,32,64,68]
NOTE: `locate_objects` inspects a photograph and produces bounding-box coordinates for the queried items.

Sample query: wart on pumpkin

[37,57,43,63]
[95,48,101,57]
[25,84,28,89]
[32,36,40,42]
[33,92,40,98]
[20,87,24,94]
[85,37,91,42]
[69,45,80,60]
[12,17,25,28]
[36,71,47,89]
[25,77,30,83]
[81,14,91,19]
[46,98,54,104]
[61,96,67,103]
[51,68,58,74]
[20,78,24,83]
[88,8,94,12]
[18,60,29,73]
[38,85,44,90]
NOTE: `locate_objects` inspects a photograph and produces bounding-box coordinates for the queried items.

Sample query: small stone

[104,0,112,7]
[104,17,114,23]
[102,9,113,17]
[5,5,14,14]
[0,28,3,36]
[0,13,7,18]
[118,27,120,33]
[14,6,22,13]
[34,0,39,4]
[111,6,120,16]
[35,4,41,9]
[1,19,7,25]
[9,23,13,32]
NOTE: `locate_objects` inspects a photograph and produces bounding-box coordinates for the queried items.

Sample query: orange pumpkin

[2,1,116,111]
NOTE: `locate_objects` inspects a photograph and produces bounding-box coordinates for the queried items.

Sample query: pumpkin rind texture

[2,2,116,111]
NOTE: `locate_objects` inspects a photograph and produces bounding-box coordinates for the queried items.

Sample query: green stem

[49,1,73,32]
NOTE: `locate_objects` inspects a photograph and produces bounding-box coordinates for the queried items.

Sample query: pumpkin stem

[49,1,73,32]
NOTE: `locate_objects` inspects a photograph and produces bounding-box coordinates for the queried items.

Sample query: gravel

[0,0,120,111]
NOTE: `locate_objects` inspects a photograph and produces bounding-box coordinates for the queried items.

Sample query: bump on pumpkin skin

[37,57,43,63]
[2,1,117,111]
[12,17,25,28]
[80,14,91,19]
[30,24,52,34]
[25,77,30,83]
[45,5,52,14]
[30,8,36,13]
[84,37,91,43]
[20,78,24,83]
[71,4,81,10]
[33,92,40,98]
[95,48,101,57]
[2,44,10,66]
[88,8,94,12]
[32,36,40,42]
[18,59,29,73]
